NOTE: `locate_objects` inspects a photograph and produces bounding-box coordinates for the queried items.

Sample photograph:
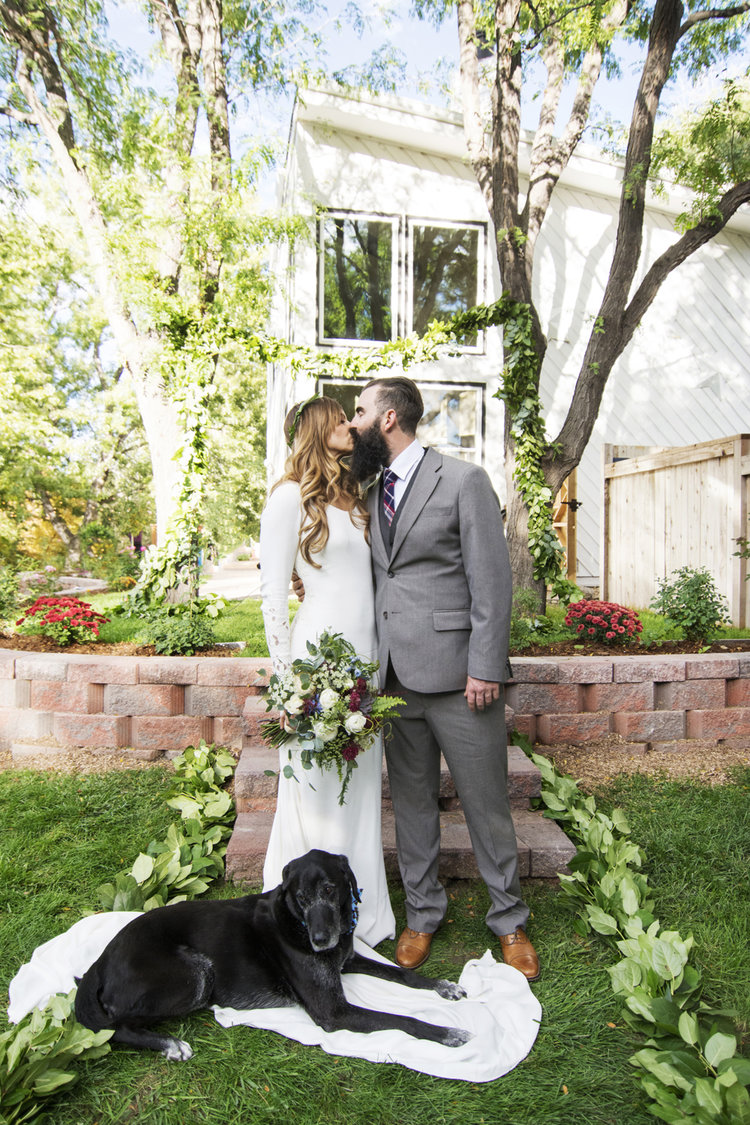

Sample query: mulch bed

[510,638,750,658]
[0,635,241,657]
[3,635,750,659]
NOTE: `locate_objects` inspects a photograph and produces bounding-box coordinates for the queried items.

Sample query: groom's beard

[349,423,390,482]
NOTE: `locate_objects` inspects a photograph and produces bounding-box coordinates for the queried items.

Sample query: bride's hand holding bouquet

[263,631,404,804]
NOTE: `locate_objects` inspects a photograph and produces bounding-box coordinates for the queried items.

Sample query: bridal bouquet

[262,631,404,805]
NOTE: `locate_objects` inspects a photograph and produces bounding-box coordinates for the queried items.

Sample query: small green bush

[650,566,731,642]
[148,613,216,655]
[509,588,552,649]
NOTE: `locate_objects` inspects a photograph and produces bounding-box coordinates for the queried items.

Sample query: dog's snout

[305,902,340,952]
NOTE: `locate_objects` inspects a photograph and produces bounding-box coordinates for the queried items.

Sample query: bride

[259,395,396,947]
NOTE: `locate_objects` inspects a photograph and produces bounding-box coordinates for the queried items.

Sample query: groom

[349,376,539,981]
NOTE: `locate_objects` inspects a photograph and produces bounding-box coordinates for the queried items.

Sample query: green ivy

[530,749,750,1124]
[131,316,221,606]
[451,298,575,600]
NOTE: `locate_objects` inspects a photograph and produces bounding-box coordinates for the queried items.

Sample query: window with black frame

[319,214,395,343]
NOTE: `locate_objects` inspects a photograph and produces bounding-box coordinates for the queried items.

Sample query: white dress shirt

[387,440,425,511]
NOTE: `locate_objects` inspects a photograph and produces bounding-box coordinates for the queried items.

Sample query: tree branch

[679,1,750,36]
[456,0,493,210]
[0,102,35,124]
[524,0,630,268]
[622,179,750,341]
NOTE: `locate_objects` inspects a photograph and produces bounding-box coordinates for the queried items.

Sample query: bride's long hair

[274,396,368,568]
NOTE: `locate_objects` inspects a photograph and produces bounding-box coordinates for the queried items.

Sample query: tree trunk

[503,441,546,607]
[131,378,185,544]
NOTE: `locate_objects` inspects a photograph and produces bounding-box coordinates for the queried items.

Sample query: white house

[267,85,750,589]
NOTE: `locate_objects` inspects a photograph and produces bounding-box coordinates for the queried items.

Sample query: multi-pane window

[318,212,485,347]
[410,222,482,344]
[319,214,395,343]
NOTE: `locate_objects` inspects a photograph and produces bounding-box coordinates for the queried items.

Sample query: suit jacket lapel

[389,448,441,563]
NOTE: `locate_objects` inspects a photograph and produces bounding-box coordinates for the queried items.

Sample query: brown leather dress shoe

[498,928,540,981]
[395,927,434,969]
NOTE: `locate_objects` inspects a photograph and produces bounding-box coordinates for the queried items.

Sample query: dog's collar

[346,887,361,935]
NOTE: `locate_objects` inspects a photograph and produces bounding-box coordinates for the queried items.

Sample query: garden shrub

[15,597,109,646]
[650,566,730,642]
[148,613,216,655]
[509,588,552,650]
[564,599,643,645]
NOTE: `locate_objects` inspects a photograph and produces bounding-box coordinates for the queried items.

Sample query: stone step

[234,742,541,813]
[224,805,575,887]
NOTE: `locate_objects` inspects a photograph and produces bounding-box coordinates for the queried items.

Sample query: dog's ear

[335,853,361,907]
[281,860,292,888]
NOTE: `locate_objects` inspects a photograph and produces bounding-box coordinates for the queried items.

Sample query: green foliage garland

[247,294,572,599]
[131,323,219,606]
[96,741,236,912]
[531,749,750,1124]
[451,298,574,599]
[0,743,236,1122]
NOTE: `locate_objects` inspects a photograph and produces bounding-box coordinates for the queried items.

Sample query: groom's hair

[363,377,424,436]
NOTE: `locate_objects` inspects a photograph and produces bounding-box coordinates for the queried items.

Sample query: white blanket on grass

[8,912,541,1083]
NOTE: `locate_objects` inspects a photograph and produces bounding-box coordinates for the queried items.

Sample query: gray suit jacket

[369,447,512,693]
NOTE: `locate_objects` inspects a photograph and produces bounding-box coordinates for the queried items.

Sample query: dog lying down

[74,849,472,1060]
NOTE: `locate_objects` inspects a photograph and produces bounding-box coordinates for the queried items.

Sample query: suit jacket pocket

[433,609,471,631]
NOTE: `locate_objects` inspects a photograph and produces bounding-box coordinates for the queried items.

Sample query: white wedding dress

[259,480,395,947]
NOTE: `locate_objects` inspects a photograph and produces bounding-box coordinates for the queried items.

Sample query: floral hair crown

[286,393,319,447]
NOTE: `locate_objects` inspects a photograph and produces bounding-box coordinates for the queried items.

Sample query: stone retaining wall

[1,649,749,762]
[0,651,269,762]
[508,652,750,748]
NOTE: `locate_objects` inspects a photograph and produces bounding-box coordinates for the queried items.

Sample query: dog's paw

[442,1026,473,1048]
[163,1039,193,1062]
[433,979,466,1001]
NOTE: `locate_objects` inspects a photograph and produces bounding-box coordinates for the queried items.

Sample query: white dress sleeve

[259,481,302,675]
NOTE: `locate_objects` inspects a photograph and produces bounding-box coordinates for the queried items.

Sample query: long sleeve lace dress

[259,480,395,947]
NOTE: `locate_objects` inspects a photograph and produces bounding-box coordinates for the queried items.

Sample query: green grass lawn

[1,763,748,1125]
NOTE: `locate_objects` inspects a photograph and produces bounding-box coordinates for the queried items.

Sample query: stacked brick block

[1,649,748,763]
[507,652,750,748]
[0,651,269,761]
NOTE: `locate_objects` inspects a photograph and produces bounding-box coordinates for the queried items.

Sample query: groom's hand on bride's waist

[291,569,305,601]
[464,676,500,712]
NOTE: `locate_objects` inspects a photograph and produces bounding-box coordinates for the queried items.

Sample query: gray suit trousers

[384,677,529,937]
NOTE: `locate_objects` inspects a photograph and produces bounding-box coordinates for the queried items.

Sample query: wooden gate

[602,435,750,626]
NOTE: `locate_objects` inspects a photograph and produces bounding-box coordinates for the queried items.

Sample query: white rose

[318,688,339,711]
[313,720,338,742]
[284,694,305,716]
[344,711,367,734]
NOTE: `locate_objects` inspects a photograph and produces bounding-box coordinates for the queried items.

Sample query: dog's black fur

[74,849,471,1059]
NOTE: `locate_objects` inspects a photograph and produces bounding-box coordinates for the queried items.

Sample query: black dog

[75,849,472,1059]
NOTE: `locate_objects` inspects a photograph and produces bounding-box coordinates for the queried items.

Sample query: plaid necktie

[382,468,397,525]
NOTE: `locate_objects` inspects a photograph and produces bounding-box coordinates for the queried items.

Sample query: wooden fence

[602,435,750,627]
